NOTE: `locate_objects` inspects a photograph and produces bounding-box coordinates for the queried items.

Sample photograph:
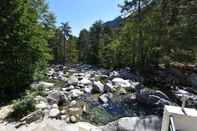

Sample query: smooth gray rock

[189,73,197,88]
[47,91,67,105]
[101,115,161,131]
[136,88,171,107]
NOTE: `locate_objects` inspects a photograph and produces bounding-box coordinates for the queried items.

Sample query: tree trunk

[63,38,66,65]
[138,0,144,66]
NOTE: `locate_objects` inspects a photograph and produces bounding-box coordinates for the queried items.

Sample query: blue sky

[48,0,123,36]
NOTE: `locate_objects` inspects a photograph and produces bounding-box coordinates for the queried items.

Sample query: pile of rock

[0,115,161,131]
[30,64,172,123]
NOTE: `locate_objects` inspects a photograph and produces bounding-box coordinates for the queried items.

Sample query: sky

[48,0,123,36]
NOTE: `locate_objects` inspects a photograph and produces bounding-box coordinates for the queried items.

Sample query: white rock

[49,108,60,118]
[84,86,93,94]
[75,122,98,131]
[70,115,77,123]
[110,71,119,77]
[0,105,13,121]
[99,94,109,103]
[30,81,54,89]
[61,115,67,120]
[60,110,65,114]
[105,82,115,92]
[52,104,58,109]
[68,76,78,85]
[112,78,131,88]
[47,69,55,76]
[79,78,92,85]
[70,100,77,106]
[130,81,140,89]
[62,88,67,91]
[70,89,83,98]
[35,101,48,110]
[119,88,127,94]
[39,81,54,88]
[90,128,102,131]
[99,93,113,104]
[94,81,104,93]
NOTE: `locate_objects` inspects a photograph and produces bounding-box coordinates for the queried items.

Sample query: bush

[11,93,36,119]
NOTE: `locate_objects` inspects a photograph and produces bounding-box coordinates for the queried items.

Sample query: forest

[0,0,197,130]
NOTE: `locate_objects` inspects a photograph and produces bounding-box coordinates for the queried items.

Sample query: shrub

[11,93,36,119]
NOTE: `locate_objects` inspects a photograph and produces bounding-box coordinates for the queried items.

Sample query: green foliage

[67,36,79,64]
[0,0,52,100]
[87,21,104,65]
[78,0,196,69]
[11,93,36,119]
[99,39,121,69]
[78,29,90,63]
[49,28,65,64]
[160,0,197,64]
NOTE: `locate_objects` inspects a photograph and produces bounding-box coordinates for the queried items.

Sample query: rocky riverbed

[0,64,197,131]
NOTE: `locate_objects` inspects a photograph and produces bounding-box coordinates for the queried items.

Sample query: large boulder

[112,78,131,88]
[93,81,105,93]
[0,116,160,131]
[101,115,161,131]
[0,105,13,121]
[189,73,197,89]
[136,88,171,107]
[174,89,197,107]
[75,122,98,131]
[47,91,67,105]
[31,81,54,89]
[119,68,141,81]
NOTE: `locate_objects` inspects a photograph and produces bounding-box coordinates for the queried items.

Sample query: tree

[78,29,90,63]
[29,0,56,28]
[0,0,52,100]
[160,0,197,64]
[49,28,65,64]
[67,36,79,64]
[120,0,152,66]
[87,21,104,64]
[60,22,71,65]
